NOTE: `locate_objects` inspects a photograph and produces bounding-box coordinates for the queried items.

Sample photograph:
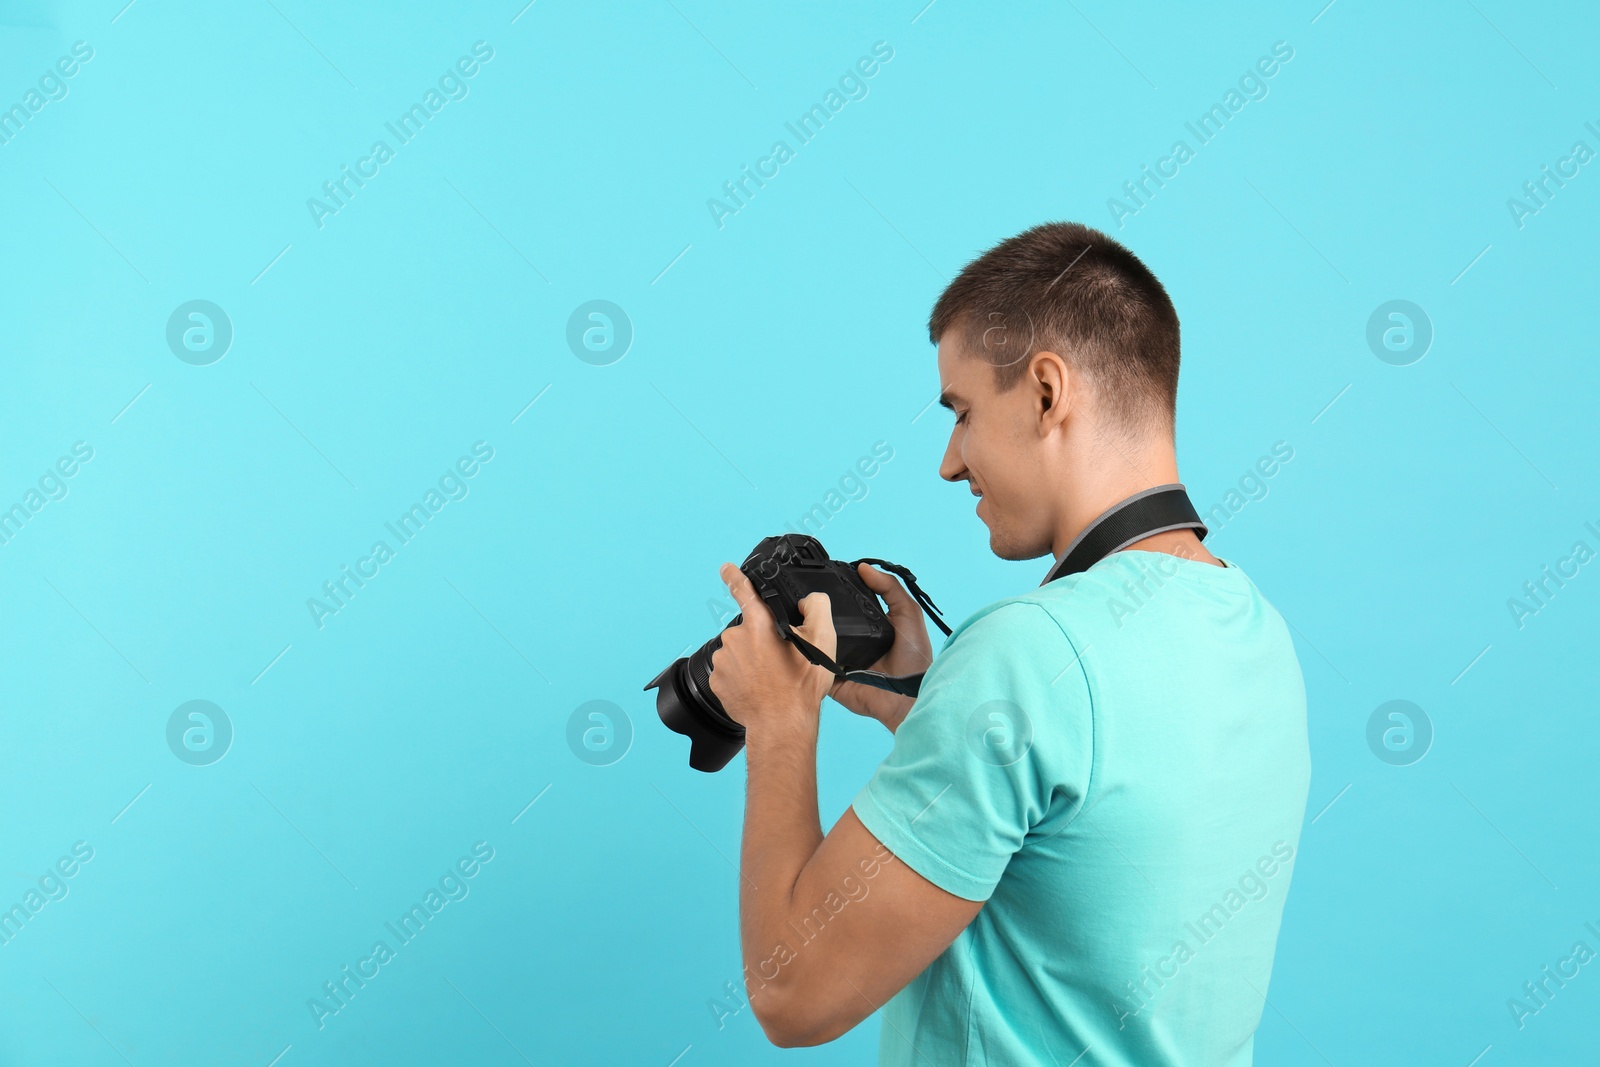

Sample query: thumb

[857,563,916,617]
[795,591,837,660]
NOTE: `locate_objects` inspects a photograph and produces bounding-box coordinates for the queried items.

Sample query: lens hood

[645,657,746,772]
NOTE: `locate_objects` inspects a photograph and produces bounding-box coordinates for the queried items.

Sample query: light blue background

[2,0,1596,1064]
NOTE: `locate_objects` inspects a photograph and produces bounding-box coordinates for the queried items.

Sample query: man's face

[936,337,1055,561]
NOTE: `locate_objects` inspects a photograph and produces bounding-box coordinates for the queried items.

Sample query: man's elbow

[757,1015,839,1050]
[751,990,850,1049]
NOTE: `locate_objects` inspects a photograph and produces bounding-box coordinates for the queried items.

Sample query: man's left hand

[708,563,838,735]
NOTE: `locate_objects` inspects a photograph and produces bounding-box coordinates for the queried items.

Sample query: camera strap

[783,484,1207,698]
[854,558,953,638]
[1039,483,1207,586]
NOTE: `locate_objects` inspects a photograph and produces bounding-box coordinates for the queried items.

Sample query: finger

[719,563,773,625]
[795,591,837,659]
[857,563,917,615]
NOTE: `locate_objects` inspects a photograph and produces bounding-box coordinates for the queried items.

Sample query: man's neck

[1049,456,1181,558]
[1122,527,1223,567]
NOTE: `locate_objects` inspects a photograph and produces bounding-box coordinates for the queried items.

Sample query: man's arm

[742,765,983,1046]
[709,564,984,1047]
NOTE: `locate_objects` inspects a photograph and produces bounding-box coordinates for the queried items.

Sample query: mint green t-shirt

[850,551,1311,1066]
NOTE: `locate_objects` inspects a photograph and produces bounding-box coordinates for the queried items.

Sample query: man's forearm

[739,712,824,1023]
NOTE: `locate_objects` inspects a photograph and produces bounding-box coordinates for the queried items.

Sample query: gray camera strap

[1039,483,1207,587]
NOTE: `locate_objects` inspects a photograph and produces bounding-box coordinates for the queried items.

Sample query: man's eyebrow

[937,390,962,410]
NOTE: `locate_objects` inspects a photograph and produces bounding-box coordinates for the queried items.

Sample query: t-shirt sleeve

[850,601,1093,901]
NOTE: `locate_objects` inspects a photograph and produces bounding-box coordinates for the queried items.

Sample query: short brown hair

[928,222,1180,432]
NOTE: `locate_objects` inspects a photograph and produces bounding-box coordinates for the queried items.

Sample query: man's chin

[986,525,1049,563]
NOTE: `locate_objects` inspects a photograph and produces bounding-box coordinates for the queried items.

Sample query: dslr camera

[645,534,948,772]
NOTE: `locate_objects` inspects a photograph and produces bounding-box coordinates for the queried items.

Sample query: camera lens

[645,623,748,772]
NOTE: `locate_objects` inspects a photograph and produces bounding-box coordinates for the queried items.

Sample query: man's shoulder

[939,588,1084,656]
[943,569,1106,644]
[943,552,1274,654]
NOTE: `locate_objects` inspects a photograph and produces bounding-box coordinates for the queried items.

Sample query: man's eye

[955,411,968,425]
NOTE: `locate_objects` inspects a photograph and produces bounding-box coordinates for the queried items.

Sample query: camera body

[645,534,896,772]
[741,534,897,666]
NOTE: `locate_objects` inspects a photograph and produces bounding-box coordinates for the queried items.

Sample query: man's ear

[1029,350,1072,433]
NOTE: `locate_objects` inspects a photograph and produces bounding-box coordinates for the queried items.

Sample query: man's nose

[939,433,966,483]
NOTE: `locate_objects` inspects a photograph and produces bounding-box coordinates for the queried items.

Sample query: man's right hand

[827,563,936,734]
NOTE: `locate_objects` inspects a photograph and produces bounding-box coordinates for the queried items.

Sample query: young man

[707,222,1310,1065]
